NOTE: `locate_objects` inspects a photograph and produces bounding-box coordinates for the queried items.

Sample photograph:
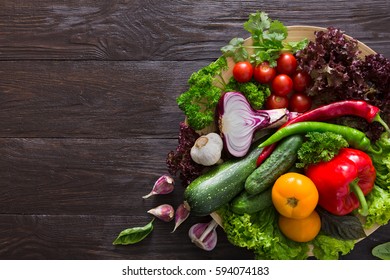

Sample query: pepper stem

[350,179,368,216]
[373,114,390,135]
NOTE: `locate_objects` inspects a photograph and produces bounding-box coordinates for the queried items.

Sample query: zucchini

[245,134,304,195]
[230,188,272,214]
[184,144,263,216]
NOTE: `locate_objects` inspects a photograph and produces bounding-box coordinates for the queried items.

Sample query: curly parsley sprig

[296,131,349,168]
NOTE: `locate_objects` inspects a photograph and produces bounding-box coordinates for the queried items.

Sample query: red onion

[218,92,295,157]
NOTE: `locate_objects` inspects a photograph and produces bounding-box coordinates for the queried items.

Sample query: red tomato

[233,61,253,83]
[276,53,297,75]
[253,62,276,84]
[272,74,293,96]
[266,94,289,109]
[289,93,312,113]
[293,71,312,92]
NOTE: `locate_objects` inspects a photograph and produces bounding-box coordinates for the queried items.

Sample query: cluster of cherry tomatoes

[232,53,312,113]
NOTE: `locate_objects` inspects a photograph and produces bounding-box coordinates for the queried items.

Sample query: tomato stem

[350,179,368,216]
[287,197,298,208]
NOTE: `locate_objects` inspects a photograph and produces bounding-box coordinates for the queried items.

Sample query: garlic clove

[171,203,190,233]
[142,175,174,199]
[147,204,175,222]
[188,220,218,251]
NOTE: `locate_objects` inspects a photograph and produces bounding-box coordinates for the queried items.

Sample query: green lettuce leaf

[311,234,355,260]
[218,205,360,260]
[219,206,308,260]
[365,186,390,228]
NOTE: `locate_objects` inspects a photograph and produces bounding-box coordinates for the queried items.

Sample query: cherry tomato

[233,61,253,83]
[293,71,312,92]
[271,74,293,96]
[253,62,276,84]
[289,93,312,113]
[266,94,289,109]
[276,53,297,75]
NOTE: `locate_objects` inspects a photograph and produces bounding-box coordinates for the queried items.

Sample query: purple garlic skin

[188,220,218,251]
[171,203,190,233]
[147,204,175,222]
[142,175,174,199]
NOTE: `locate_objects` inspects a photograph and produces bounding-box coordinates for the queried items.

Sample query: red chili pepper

[305,148,376,216]
[256,100,388,167]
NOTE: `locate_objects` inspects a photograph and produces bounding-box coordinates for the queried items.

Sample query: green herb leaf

[221,38,249,62]
[372,242,390,260]
[112,219,154,245]
[317,207,366,240]
[176,56,228,130]
[267,20,287,39]
[243,11,270,36]
[284,39,309,53]
[296,132,349,168]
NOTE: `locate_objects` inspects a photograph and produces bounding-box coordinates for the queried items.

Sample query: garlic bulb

[190,132,223,166]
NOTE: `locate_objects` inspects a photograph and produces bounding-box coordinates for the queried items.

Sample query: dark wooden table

[0,0,389,260]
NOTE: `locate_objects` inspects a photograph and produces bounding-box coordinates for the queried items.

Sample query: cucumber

[245,134,304,195]
[184,144,263,216]
[230,188,272,214]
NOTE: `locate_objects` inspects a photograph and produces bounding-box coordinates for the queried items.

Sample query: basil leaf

[113,219,154,245]
[372,242,390,260]
[317,207,366,240]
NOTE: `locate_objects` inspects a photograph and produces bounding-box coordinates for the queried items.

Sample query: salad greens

[224,77,271,109]
[177,57,228,130]
[296,28,390,141]
[173,10,390,259]
[369,132,390,190]
[364,132,390,227]
[311,235,355,260]
[316,207,366,240]
[218,206,309,260]
[296,131,349,168]
[222,11,308,66]
[364,186,390,228]
[218,205,358,260]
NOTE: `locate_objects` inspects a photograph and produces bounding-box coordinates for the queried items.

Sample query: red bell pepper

[305,148,376,216]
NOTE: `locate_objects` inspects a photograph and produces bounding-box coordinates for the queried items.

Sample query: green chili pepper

[259,121,381,154]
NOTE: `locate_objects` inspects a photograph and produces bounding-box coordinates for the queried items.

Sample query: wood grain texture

[0,214,388,259]
[0,60,199,138]
[0,0,389,61]
[0,0,389,260]
[0,214,258,260]
[0,138,182,215]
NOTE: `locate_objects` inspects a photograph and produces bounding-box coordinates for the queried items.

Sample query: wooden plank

[0,0,389,61]
[0,213,388,259]
[0,214,255,259]
[0,137,185,215]
[0,60,207,138]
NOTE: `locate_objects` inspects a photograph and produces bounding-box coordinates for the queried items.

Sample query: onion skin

[218,92,291,157]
